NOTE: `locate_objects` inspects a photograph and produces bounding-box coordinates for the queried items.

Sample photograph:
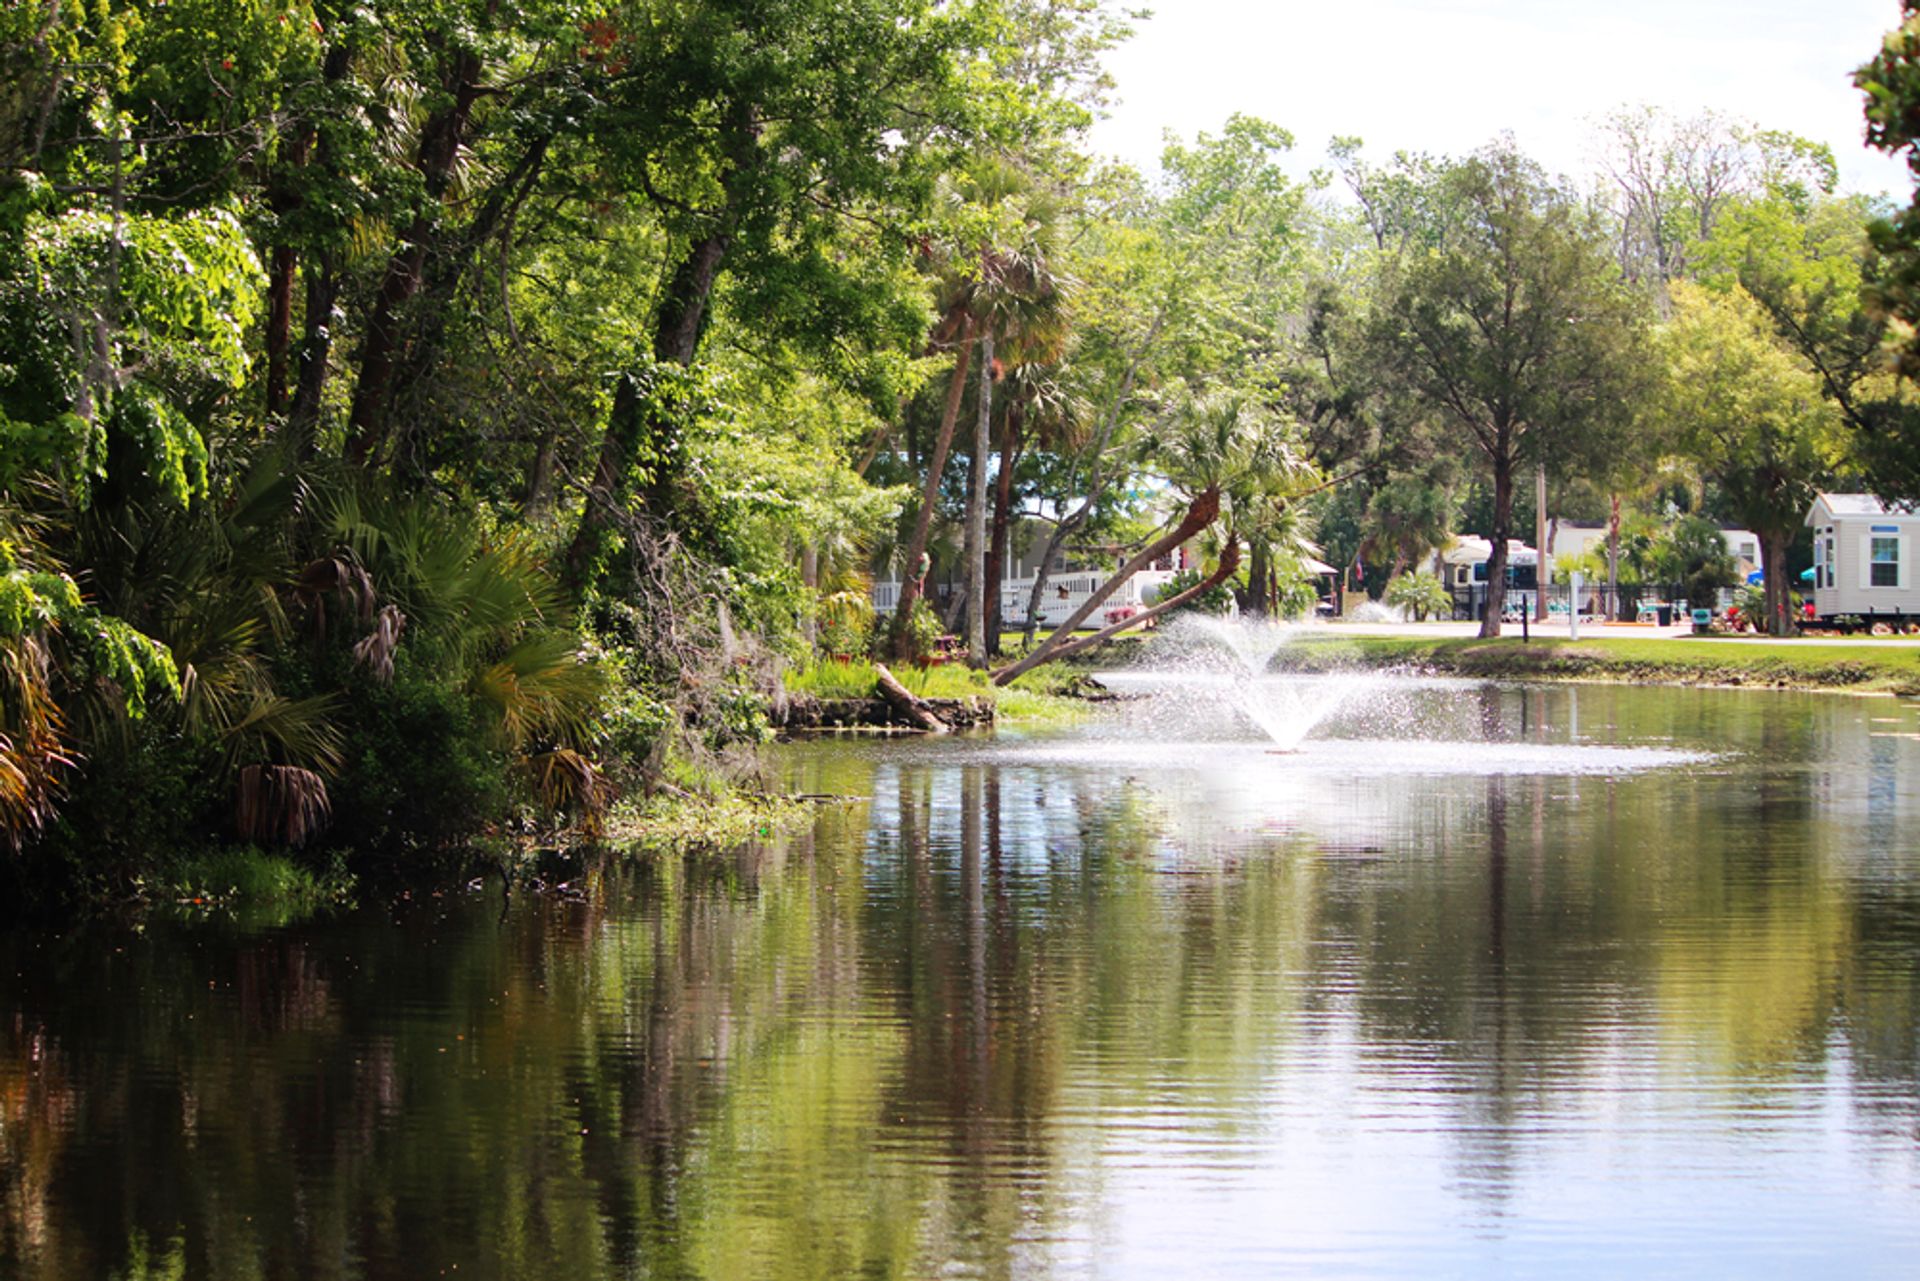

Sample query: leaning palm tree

[992,387,1316,686]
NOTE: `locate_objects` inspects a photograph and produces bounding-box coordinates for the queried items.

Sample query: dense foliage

[3,2,1920,900]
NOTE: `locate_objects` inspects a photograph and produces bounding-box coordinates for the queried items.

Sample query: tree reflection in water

[0,683,1917,1277]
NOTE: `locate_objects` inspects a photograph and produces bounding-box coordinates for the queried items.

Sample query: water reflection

[0,684,1917,1278]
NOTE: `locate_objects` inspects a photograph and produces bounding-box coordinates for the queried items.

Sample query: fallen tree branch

[873,663,949,734]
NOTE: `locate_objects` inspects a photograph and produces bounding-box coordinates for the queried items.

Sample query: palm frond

[233,764,332,847]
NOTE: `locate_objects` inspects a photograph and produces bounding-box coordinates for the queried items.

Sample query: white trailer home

[872,568,1183,631]
[1806,493,1920,622]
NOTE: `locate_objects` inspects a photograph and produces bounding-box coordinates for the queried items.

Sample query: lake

[2,679,1917,1278]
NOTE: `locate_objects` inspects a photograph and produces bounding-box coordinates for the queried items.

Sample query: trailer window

[1871,537,1899,588]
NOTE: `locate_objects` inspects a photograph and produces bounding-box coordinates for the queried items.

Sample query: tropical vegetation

[4,1,1920,903]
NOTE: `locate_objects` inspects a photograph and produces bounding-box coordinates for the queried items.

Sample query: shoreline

[1266,633,1920,697]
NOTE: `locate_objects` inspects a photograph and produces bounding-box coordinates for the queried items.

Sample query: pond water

[3,680,1919,1278]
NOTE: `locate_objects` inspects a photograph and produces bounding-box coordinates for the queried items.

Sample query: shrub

[1732,582,1768,631]
[889,596,944,664]
[1157,567,1236,616]
[816,589,874,658]
[322,658,511,855]
[1385,570,1452,621]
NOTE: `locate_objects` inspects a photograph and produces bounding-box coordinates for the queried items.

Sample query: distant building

[874,517,1193,630]
[1719,528,1762,575]
[1432,536,1539,619]
[1547,523,1760,576]
[1433,536,1539,590]
[1548,522,1608,567]
[1806,493,1919,621]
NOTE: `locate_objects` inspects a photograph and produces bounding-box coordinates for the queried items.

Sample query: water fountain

[1094,614,1397,752]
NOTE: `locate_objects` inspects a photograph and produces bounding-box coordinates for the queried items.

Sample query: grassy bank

[782,657,1090,725]
[1276,633,1920,696]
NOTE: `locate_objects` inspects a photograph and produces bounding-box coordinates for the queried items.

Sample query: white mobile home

[1806,493,1920,621]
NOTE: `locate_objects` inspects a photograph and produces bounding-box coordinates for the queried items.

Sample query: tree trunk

[382,132,554,473]
[285,255,340,454]
[874,664,948,734]
[965,332,993,668]
[993,486,1222,686]
[1607,492,1622,619]
[1533,459,1549,623]
[1763,528,1793,637]
[800,544,819,647]
[521,427,556,517]
[986,404,1020,658]
[563,374,647,593]
[277,43,354,453]
[890,320,974,658]
[1482,452,1514,639]
[1242,540,1270,616]
[265,244,297,417]
[565,229,732,589]
[343,46,486,466]
[1028,540,1242,668]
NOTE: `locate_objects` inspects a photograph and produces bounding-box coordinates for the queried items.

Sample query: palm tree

[992,387,1314,685]
[1359,475,1458,584]
[988,360,1084,656]
[892,162,1069,665]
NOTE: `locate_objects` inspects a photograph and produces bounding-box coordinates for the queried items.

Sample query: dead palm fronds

[234,764,332,847]
[524,748,614,833]
[351,604,406,684]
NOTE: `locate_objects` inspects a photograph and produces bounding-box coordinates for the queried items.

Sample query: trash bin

[1656,604,1672,627]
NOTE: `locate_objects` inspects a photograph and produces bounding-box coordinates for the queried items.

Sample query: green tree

[1657,281,1837,634]
[565,0,992,590]
[1652,514,1741,610]
[1372,143,1649,637]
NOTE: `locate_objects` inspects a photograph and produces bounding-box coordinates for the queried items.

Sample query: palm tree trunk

[993,486,1221,686]
[1243,540,1270,616]
[987,405,1021,658]
[1023,540,1242,668]
[965,332,993,667]
[890,319,973,658]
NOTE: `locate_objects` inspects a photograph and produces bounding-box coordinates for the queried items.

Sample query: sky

[1089,0,1912,198]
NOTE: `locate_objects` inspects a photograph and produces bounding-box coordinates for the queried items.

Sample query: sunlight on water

[1,683,1917,1279]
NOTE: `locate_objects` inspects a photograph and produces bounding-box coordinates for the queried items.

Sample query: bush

[816,589,874,658]
[888,596,944,664]
[1385,570,1452,621]
[600,683,675,771]
[1732,582,1768,631]
[322,657,512,855]
[1157,567,1236,616]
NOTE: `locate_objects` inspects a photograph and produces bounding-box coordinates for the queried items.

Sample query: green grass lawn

[1279,633,1920,695]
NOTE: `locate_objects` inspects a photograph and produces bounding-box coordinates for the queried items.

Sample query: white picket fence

[873,569,1182,630]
